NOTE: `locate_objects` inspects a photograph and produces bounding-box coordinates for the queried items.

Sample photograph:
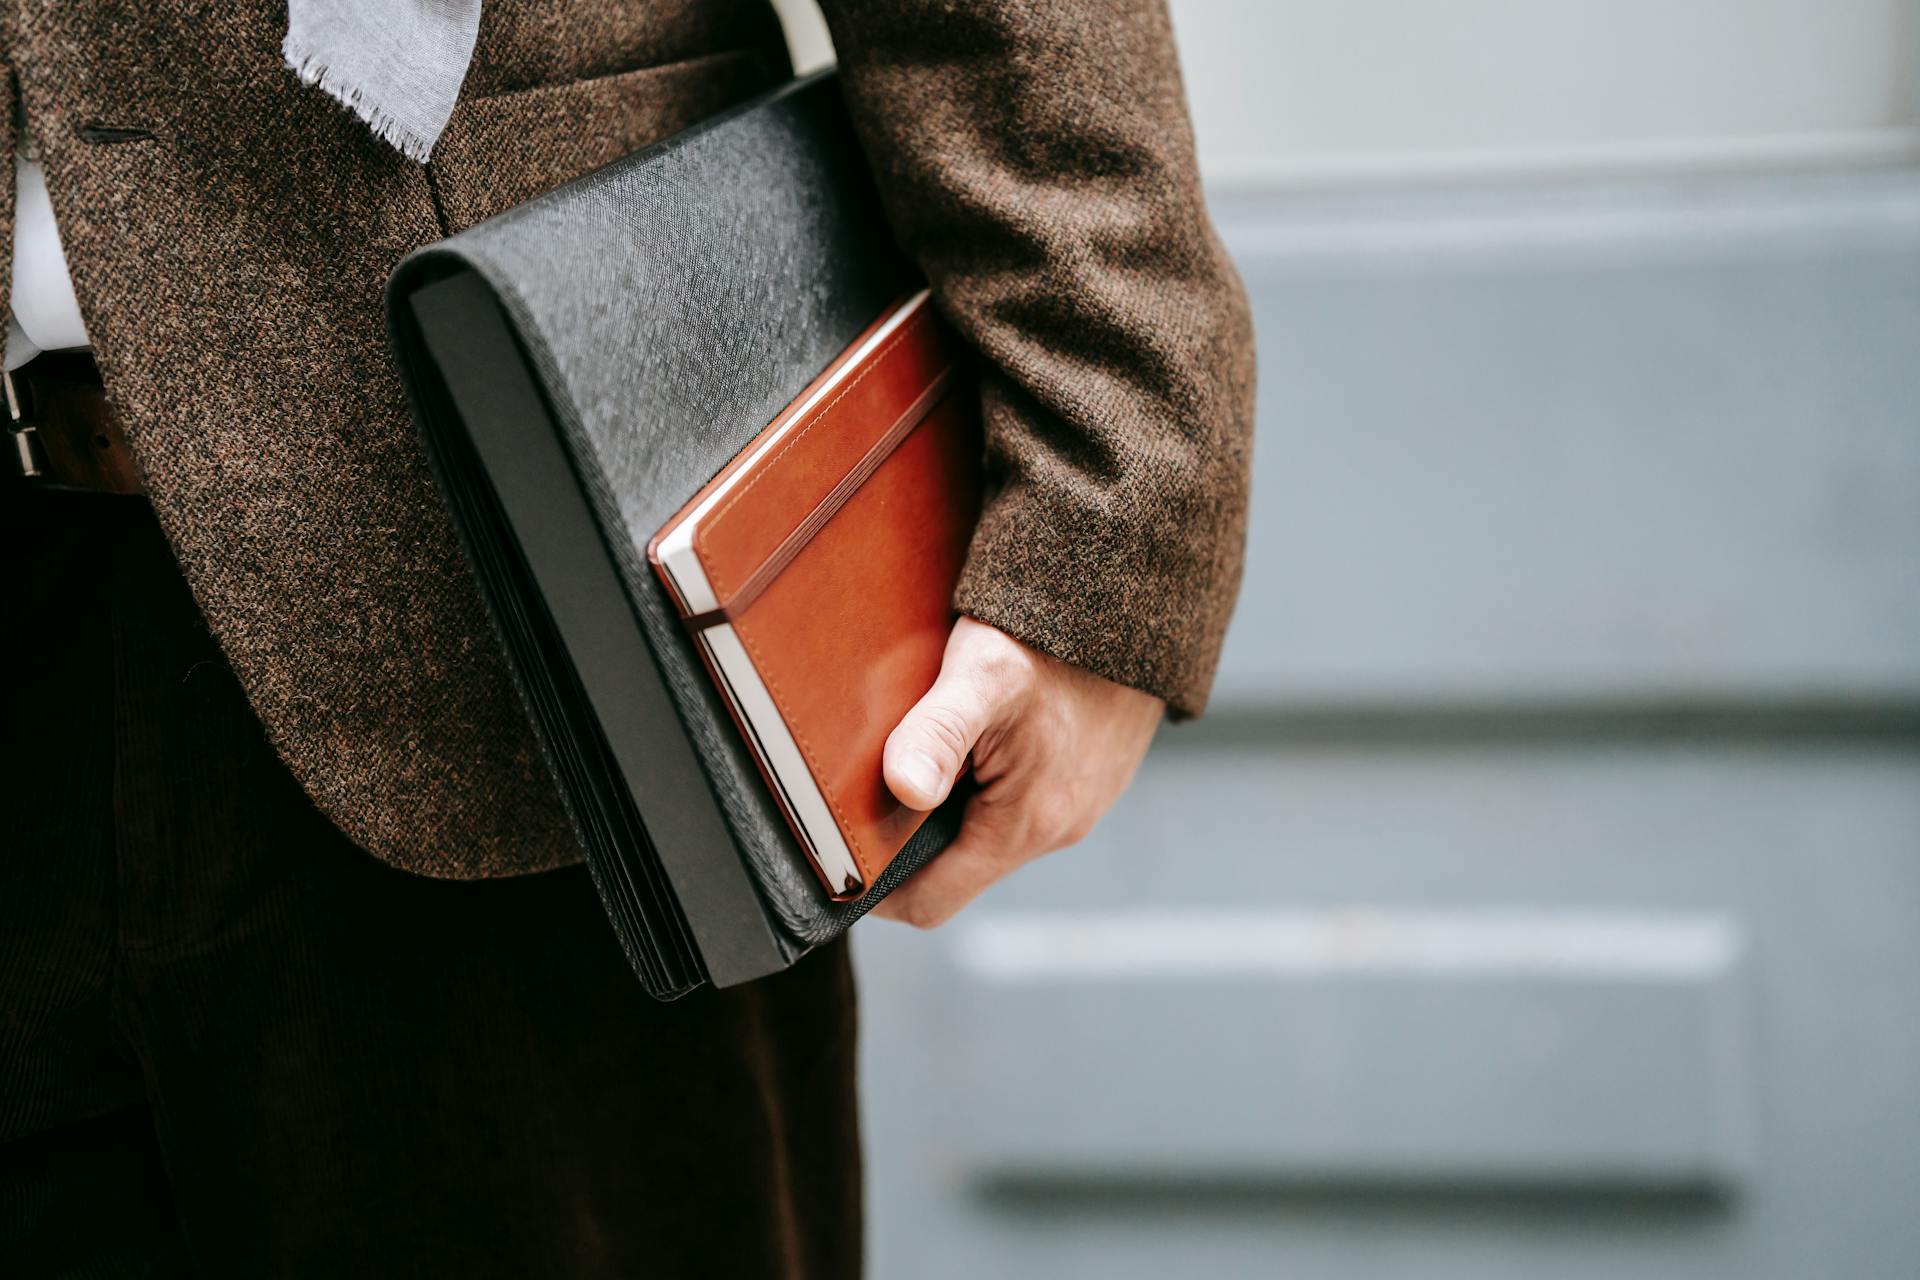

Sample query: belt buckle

[4,368,48,480]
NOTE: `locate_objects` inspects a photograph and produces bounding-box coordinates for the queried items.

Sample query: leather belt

[4,351,146,496]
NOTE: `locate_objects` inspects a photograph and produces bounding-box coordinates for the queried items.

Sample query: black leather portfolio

[385,73,965,999]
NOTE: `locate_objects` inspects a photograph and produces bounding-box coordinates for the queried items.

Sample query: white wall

[1169,0,1919,185]
[776,0,1919,187]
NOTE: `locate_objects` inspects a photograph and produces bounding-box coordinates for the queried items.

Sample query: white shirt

[8,152,90,371]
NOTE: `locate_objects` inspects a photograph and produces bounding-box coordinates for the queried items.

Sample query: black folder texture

[386,73,965,998]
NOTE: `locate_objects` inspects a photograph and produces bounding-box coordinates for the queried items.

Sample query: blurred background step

[855,164,1920,1280]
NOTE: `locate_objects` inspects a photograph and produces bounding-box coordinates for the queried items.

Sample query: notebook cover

[385,71,968,995]
[652,297,981,895]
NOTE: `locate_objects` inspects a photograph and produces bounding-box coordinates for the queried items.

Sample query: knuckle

[915,702,975,767]
[973,641,1042,700]
[893,897,947,931]
[1061,812,1099,847]
[1033,698,1074,747]
[1032,794,1084,847]
[1047,780,1110,848]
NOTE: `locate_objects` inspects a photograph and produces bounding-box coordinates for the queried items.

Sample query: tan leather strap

[4,352,146,496]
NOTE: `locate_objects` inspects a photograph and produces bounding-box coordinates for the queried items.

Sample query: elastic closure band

[682,364,957,632]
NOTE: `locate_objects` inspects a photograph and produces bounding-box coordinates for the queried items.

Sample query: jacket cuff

[951,358,1253,720]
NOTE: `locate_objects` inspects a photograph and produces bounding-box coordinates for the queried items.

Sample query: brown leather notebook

[648,290,981,900]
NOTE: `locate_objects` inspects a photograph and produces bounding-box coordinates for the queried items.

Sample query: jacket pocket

[428,49,778,232]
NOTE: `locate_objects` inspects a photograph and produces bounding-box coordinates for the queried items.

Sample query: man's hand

[874,617,1164,928]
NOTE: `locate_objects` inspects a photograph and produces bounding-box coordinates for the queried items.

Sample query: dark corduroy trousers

[0,488,861,1279]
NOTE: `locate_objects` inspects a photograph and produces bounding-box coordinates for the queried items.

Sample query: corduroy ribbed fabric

[0,488,864,1279]
[0,0,1251,879]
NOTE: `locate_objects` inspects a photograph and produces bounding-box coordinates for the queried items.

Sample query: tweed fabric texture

[5,0,1249,878]
[821,0,1256,716]
[7,1,785,878]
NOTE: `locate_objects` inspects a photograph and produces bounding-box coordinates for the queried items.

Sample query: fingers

[883,620,1030,811]
[871,617,1166,930]
[869,791,1017,929]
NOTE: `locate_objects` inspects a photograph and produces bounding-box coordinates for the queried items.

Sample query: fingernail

[900,750,944,802]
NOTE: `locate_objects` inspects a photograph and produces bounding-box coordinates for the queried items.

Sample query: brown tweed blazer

[3,0,1253,878]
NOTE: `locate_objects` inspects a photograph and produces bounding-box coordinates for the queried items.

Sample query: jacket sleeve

[813,0,1255,717]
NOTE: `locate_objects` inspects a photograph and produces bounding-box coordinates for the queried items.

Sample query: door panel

[856,169,1920,1279]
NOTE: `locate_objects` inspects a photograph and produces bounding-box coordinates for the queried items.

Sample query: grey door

[854,168,1920,1278]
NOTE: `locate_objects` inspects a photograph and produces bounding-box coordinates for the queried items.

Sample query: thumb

[884,644,1014,811]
